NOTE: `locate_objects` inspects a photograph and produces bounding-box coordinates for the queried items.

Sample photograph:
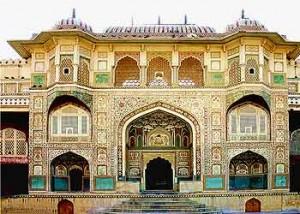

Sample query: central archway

[118,102,201,180]
[146,158,173,190]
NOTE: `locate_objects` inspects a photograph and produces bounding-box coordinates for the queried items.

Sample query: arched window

[228,103,269,141]
[50,104,90,136]
[178,57,203,87]
[229,151,268,190]
[147,57,171,87]
[115,56,140,87]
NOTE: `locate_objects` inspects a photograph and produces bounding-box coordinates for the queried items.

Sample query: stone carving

[33,97,43,109]
[212,147,222,161]
[211,112,221,126]
[33,147,43,162]
[33,113,43,129]
[276,146,285,160]
[98,148,107,165]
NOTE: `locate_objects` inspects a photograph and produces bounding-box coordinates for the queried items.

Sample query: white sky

[0,0,299,59]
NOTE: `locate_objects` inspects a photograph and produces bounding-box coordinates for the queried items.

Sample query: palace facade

[1,10,300,212]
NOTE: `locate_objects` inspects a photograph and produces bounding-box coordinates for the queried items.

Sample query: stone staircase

[93,197,221,214]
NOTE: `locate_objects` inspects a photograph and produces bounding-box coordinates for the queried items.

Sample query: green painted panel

[275,175,287,188]
[95,177,115,190]
[205,177,223,189]
[209,72,224,86]
[32,74,45,85]
[95,73,110,84]
[53,177,68,191]
[31,176,45,190]
[273,74,285,84]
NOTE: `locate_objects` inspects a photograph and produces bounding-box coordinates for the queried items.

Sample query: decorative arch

[226,92,271,110]
[178,57,204,87]
[229,151,268,190]
[47,90,93,110]
[117,101,201,178]
[114,56,140,87]
[245,198,261,212]
[50,152,90,192]
[147,57,172,87]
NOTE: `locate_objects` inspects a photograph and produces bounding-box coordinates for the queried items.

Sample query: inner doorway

[146,157,173,190]
[70,168,83,191]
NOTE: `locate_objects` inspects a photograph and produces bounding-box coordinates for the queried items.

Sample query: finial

[241,9,245,19]
[131,16,134,26]
[72,8,76,19]
[158,16,161,25]
[184,14,188,24]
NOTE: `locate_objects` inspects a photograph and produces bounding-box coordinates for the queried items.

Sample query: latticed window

[49,57,56,85]
[228,104,269,141]
[245,58,259,82]
[59,55,74,82]
[228,57,241,86]
[0,128,27,156]
[78,57,90,86]
[50,105,90,136]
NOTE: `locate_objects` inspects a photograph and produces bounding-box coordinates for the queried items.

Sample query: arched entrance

[146,158,173,190]
[229,151,268,190]
[58,199,74,214]
[245,198,261,212]
[122,108,196,191]
[51,152,90,192]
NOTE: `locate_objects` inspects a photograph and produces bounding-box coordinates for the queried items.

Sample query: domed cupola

[226,10,268,33]
[54,9,93,33]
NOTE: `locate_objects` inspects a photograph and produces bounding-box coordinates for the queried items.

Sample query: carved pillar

[172,66,179,86]
[140,66,147,87]
[259,46,264,82]
[55,46,60,82]
[240,45,246,82]
[73,45,79,83]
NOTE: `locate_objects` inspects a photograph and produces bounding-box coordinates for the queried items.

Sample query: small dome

[54,9,93,33]
[226,10,268,33]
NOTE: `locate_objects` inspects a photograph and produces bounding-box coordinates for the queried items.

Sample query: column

[140,66,147,87]
[240,45,246,81]
[172,66,179,86]
[73,45,79,83]
[140,51,147,87]
[171,51,179,87]
[258,46,264,82]
[55,46,60,82]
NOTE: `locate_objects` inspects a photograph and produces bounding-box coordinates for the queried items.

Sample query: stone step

[103,212,218,214]
[95,198,220,214]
